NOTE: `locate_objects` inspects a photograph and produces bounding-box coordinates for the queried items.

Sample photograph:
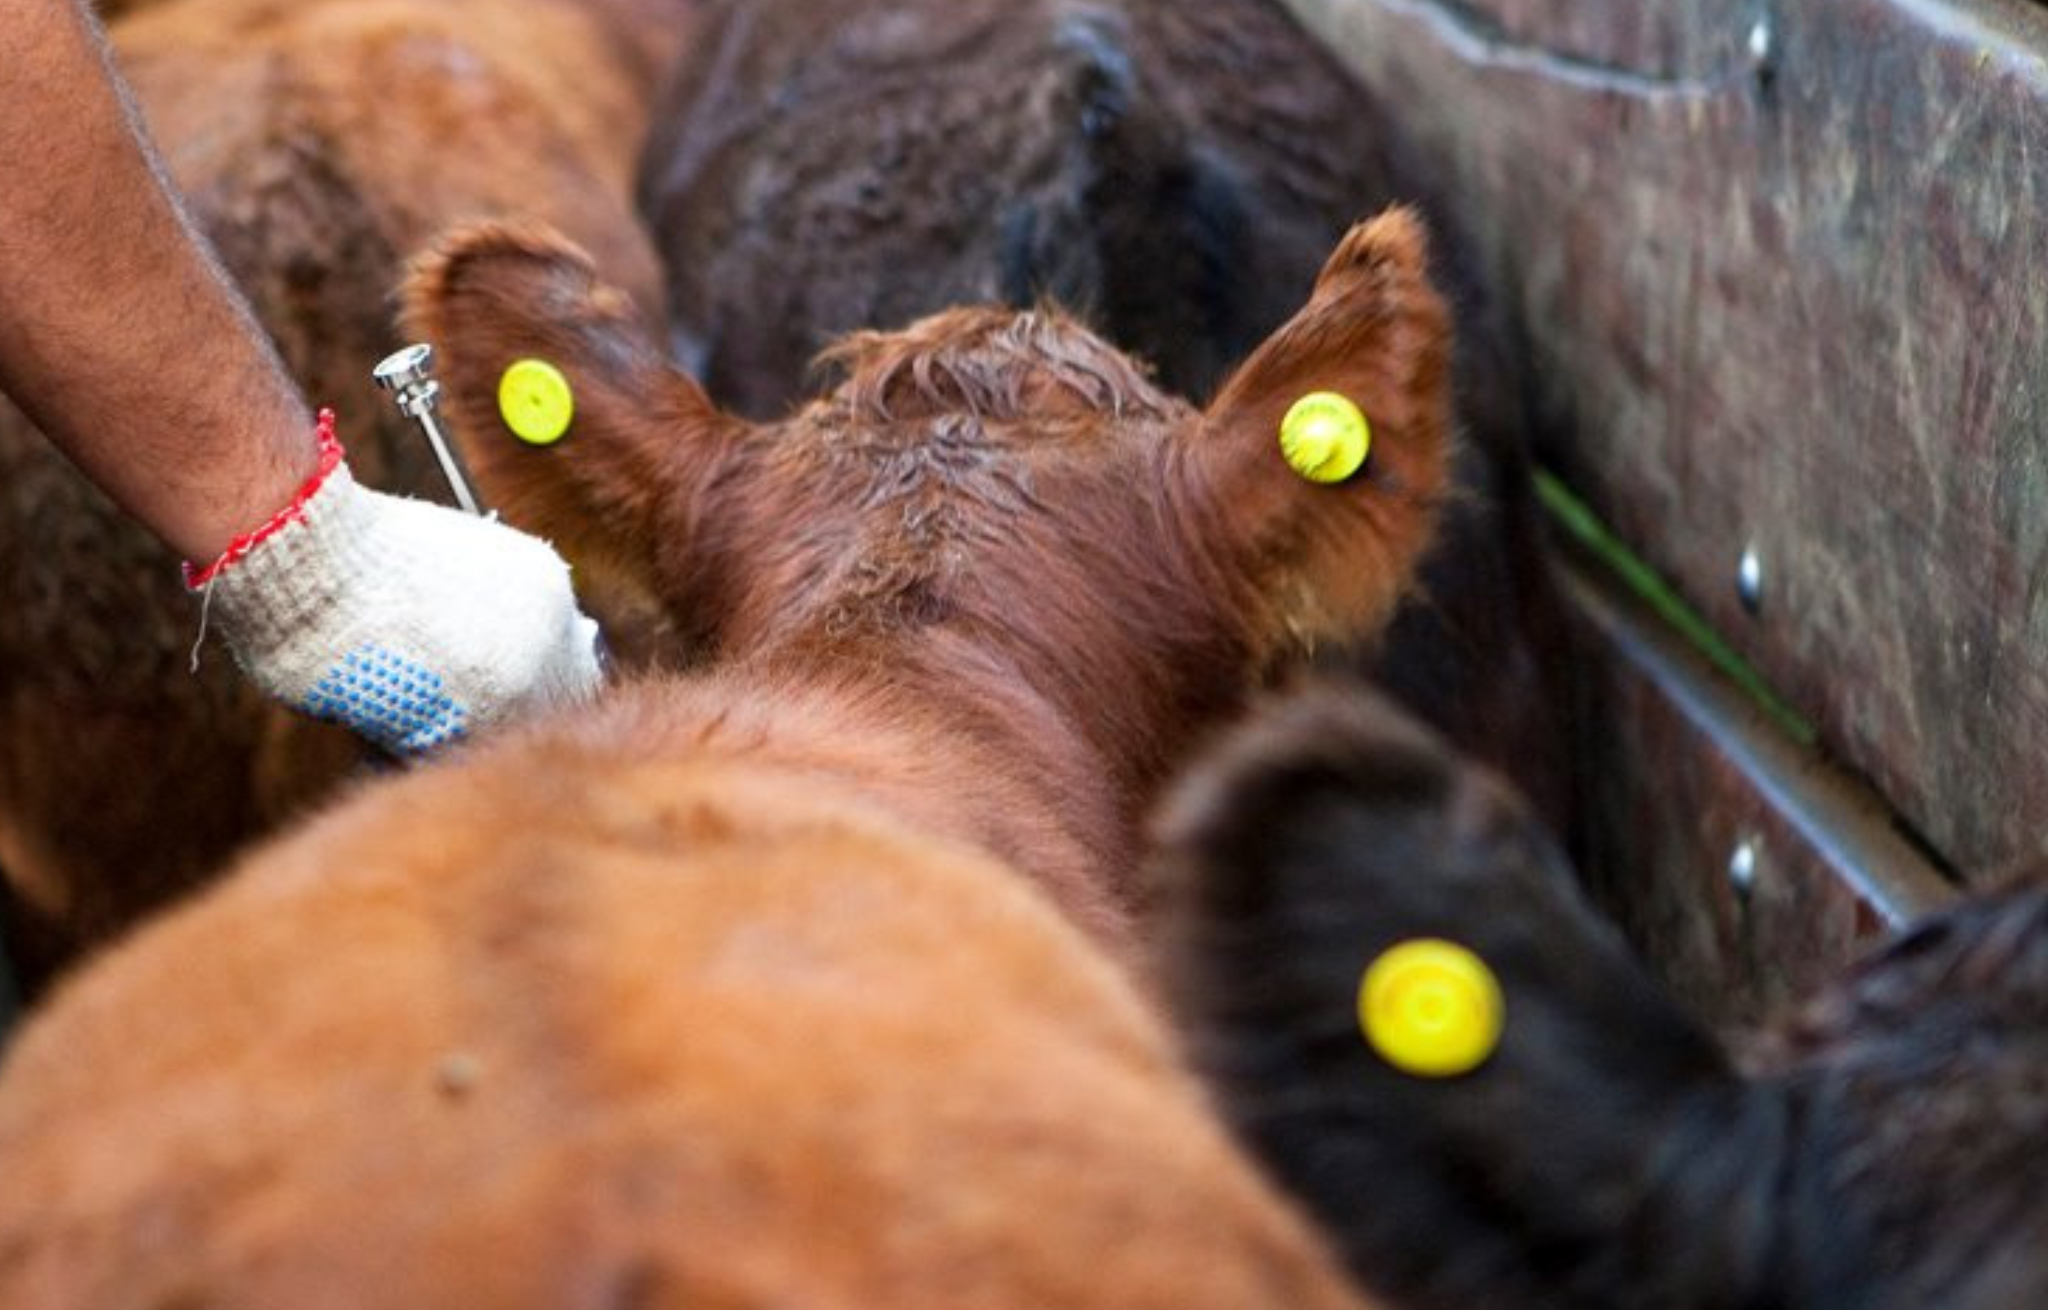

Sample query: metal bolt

[1736,545,1764,614]
[373,343,435,416]
[373,343,484,515]
[1728,838,1760,898]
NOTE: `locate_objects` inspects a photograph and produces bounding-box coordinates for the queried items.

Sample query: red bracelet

[183,409,345,589]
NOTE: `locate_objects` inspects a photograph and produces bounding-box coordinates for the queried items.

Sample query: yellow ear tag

[1279,391,1371,483]
[498,358,575,446]
[1358,938,1503,1078]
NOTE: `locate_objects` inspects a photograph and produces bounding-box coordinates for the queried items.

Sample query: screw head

[374,343,442,419]
[373,342,434,392]
[1728,839,1760,897]
[1747,18,1772,64]
[1737,546,1764,614]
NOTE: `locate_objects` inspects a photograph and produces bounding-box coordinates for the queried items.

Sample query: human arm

[0,0,313,562]
[0,2,603,752]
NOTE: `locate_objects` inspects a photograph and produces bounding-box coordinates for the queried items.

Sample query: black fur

[1158,685,2048,1310]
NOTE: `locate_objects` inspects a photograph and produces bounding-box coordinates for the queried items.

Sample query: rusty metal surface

[1557,541,1957,1028]
[1288,0,2048,885]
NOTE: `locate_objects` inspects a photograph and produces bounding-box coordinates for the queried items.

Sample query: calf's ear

[1156,685,1782,1309]
[401,221,741,615]
[1173,208,1453,658]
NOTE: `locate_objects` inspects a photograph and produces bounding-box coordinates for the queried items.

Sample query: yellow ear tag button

[1279,391,1371,483]
[498,358,575,446]
[1358,938,1503,1078]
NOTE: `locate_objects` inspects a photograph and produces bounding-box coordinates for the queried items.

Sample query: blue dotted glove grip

[304,645,469,756]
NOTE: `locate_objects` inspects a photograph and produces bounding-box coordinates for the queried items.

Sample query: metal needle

[372,343,484,516]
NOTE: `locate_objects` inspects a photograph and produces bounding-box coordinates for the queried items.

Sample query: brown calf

[0,0,694,987]
[643,0,1575,836]
[0,213,1446,1304]
[417,209,1448,948]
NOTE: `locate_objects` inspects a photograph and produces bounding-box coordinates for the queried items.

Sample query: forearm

[0,0,313,562]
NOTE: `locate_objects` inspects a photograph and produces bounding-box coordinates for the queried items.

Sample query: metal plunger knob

[373,343,484,516]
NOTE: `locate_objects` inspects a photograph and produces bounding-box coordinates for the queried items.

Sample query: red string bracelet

[183,408,345,590]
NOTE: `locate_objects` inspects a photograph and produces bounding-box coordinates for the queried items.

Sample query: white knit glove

[187,411,604,756]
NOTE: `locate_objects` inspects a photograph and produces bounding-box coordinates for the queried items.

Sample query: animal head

[639,0,1403,414]
[1157,685,2048,1310]
[404,209,1451,795]
[638,0,1577,840]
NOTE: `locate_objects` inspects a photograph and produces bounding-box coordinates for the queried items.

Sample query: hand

[190,411,604,755]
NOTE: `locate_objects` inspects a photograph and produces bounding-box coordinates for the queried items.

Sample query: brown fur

[640,0,1575,840]
[0,703,1377,1309]
[0,214,1446,1305]
[0,0,695,986]
[407,210,1448,946]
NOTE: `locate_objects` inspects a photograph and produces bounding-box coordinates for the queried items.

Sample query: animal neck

[575,650,1146,966]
